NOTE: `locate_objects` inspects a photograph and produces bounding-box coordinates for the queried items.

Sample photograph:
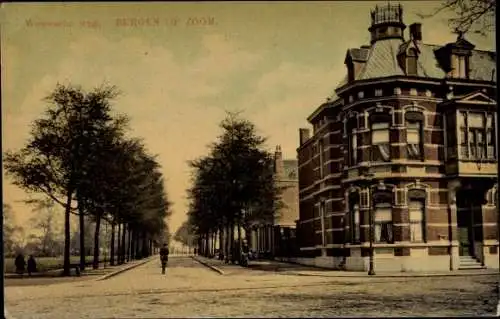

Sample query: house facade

[295,3,498,272]
[250,145,299,258]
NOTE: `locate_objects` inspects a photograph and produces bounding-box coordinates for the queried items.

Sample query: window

[459,112,468,158]
[406,120,423,160]
[371,121,390,162]
[409,200,425,242]
[407,48,418,76]
[487,114,496,159]
[457,55,468,78]
[459,111,496,160]
[352,204,360,243]
[349,130,357,166]
[319,140,325,178]
[347,60,355,82]
[374,203,393,243]
[469,113,485,159]
[320,201,326,246]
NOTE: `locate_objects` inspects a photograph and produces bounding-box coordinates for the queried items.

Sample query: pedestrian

[14,253,26,275]
[27,255,37,276]
[159,243,169,275]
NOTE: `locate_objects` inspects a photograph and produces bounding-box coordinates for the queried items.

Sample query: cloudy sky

[1,1,495,233]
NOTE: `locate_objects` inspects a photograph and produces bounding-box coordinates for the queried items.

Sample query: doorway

[456,191,482,257]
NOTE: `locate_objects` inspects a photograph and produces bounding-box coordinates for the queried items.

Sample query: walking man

[160,243,169,274]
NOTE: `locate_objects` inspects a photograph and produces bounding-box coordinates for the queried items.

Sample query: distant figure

[15,254,26,275]
[27,255,37,276]
[159,244,169,275]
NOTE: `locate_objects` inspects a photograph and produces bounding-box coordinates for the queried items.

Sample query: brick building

[250,145,299,258]
[295,3,497,272]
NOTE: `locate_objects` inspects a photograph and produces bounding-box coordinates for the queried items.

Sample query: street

[4,256,499,318]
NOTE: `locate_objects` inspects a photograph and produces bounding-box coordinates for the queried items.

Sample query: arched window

[347,117,358,166]
[352,204,360,243]
[408,189,426,243]
[373,190,393,243]
[370,112,391,162]
[405,111,425,161]
[407,48,418,76]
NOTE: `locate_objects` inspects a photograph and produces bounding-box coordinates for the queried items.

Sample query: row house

[296,3,497,272]
[250,146,299,258]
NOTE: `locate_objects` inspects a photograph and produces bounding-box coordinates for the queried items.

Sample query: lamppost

[361,172,376,276]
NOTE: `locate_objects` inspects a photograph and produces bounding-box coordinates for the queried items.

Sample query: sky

[1,1,495,235]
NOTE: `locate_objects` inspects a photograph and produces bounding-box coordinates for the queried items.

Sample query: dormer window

[456,55,469,78]
[436,33,475,79]
[347,60,355,82]
[407,48,418,76]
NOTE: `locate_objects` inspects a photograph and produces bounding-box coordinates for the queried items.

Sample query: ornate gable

[453,91,496,105]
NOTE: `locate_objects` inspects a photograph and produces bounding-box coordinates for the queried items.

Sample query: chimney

[409,23,422,42]
[299,128,310,145]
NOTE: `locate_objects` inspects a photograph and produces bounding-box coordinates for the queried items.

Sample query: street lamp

[361,172,376,276]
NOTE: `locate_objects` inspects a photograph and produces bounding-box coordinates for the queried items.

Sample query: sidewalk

[191,255,245,275]
[193,255,499,278]
[4,256,155,281]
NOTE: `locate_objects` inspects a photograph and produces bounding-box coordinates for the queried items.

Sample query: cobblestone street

[5,256,499,318]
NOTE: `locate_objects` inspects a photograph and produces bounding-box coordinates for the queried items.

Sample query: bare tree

[416,0,495,36]
[28,199,63,257]
[2,204,25,256]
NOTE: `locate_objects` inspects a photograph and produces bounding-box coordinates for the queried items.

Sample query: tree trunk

[125,225,130,262]
[130,228,135,260]
[93,212,102,269]
[218,226,224,259]
[245,227,252,250]
[224,223,230,262]
[228,222,234,263]
[63,188,73,277]
[120,223,126,264]
[212,231,216,256]
[237,223,242,262]
[78,197,86,271]
[135,230,140,259]
[78,210,86,271]
[142,230,148,257]
[204,233,209,256]
[117,223,122,264]
[110,223,116,266]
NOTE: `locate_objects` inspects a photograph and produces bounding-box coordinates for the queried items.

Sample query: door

[457,205,474,256]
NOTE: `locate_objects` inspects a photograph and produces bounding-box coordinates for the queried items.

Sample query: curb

[95,256,155,281]
[191,256,225,275]
[287,271,499,278]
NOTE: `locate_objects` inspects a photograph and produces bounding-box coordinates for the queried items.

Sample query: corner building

[296,3,498,272]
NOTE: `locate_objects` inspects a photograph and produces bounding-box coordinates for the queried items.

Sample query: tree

[174,220,195,247]
[186,112,282,261]
[417,0,495,35]
[4,84,122,275]
[2,204,25,257]
[28,198,63,257]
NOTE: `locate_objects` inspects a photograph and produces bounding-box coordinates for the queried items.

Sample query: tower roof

[370,3,404,27]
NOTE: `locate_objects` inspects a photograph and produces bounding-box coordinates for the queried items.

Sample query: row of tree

[4,84,171,276]
[186,112,284,261]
